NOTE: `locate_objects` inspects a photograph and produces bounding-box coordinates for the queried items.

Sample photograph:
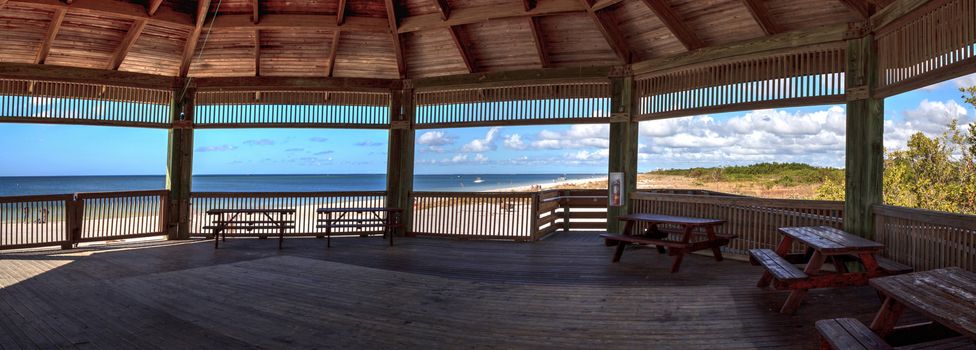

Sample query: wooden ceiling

[0,0,886,80]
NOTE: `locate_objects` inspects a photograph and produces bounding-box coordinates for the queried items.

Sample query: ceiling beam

[146,0,163,16]
[740,0,780,35]
[638,0,704,50]
[590,0,622,11]
[383,0,406,78]
[398,0,584,33]
[336,0,346,24]
[253,30,260,76]
[107,19,147,70]
[527,17,549,68]
[251,0,259,23]
[521,0,536,11]
[0,0,8,9]
[579,0,630,63]
[210,14,389,33]
[448,27,474,73]
[433,0,450,20]
[179,0,211,77]
[326,31,340,77]
[11,0,192,29]
[0,62,180,89]
[838,0,873,19]
[35,8,66,65]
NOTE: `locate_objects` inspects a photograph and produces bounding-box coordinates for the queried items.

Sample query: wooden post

[166,88,195,240]
[62,195,84,249]
[607,74,638,234]
[844,31,884,239]
[387,88,415,236]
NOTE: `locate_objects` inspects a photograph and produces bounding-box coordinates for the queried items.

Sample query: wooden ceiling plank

[527,17,549,68]
[11,0,192,29]
[448,27,473,73]
[398,0,584,33]
[147,0,163,16]
[108,19,148,70]
[838,0,873,19]
[252,0,259,23]
[740,0,780,35]
[590,0,622,11]
[179,0,212,77]
[579,0,630,63]
[638,0,704,50]
[326,31,340,77]
[433,0,450,20]
[35,8,66,65]
[521,0,536,11]
[211,14,389,33]
[253,30,260,76]
[383,0,406,78]
[336,0,346,24]
[0,0,8,9]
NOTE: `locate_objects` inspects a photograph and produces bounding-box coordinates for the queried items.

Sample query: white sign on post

[609,172,624,207]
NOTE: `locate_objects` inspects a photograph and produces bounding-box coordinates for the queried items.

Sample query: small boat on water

[473,177,485,183]
[556,175,567,181]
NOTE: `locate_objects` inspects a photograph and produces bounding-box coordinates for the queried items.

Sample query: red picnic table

[600,213,734,273]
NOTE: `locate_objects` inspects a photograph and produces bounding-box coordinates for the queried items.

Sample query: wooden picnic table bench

[600,213,734,273]
[751,226,912,314]
[316,207,403,248]
[203,208,296,249]
[817,267,976,350]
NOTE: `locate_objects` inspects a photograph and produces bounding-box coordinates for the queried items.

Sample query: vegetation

[649,163,844,188]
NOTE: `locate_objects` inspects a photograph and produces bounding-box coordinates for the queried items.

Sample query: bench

[602,213,732,273]
[317,207,403,247]
[817,318,976,350]
[204,209,296,249]
[749,249,808,287]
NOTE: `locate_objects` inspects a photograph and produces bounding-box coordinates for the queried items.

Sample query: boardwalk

[0,233,899,349]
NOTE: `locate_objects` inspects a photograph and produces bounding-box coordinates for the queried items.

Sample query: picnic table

[600,213,733,273]
[751,226,912,314]
[316,207,403,248]
[816,268,976,349]
[204,208,296,249]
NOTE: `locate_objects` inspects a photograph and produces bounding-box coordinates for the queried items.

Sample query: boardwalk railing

[189,192,387,237]
[630,192,845,258]
[411,192,537,241]
[536,189,608,237]
[874,205,976,272]
[0,190,168,250]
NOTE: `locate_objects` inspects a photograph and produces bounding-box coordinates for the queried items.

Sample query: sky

[0,73,974,176]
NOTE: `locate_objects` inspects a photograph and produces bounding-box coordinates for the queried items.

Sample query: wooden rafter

[740,0,780,35]
[252,0,259,23]
[147,0,163,16]
[837,0,873,19]
[579,0,630,63]
[0,0,8,9]
[521,0,536,11]
[527,17,549,68]
[336,0,346,24]
[638,0,704,50]
[326,31,340,77]
[253,30,260,76]
[590,0,622,11]
[383,0,406,77]
[179,0,212,77]
[398,0,583,33]
[107,19,147,70]
[448,27,473,73]
[35,8,66,65]
[433,0,450,20]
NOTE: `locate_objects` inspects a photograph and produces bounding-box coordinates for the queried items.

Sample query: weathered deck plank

[0,233,907,349]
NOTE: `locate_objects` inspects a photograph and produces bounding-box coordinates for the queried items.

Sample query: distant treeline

[647,162,844,187]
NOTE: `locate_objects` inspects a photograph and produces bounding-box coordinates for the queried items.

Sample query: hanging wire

[177,0,224,110]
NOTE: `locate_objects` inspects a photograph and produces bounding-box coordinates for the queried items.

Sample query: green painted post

[607,75,638,234]
[166,88,194,240]
[844,33,884,239]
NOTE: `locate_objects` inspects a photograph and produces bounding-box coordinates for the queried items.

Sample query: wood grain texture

[637,0,703,50]
[107,19,146,70]
[34,8,65,64]
[740,0,781,35]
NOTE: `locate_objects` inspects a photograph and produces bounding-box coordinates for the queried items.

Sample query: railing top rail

[631,192,844,210]
[75,189,169,199]
[191,191,387,198]
[410,191,534,198]
[874,204,976,231]
[0,193,74,203]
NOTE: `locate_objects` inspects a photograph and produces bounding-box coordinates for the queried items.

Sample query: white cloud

[195,145,238,152]
[503,134,527,150]
[461,127,500,152]
[531,124,609,150]
[885,99,972,151]
[418,131,454,146]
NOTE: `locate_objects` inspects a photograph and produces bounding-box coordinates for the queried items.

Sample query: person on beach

[23,206,30,223]
[38,208,49,224]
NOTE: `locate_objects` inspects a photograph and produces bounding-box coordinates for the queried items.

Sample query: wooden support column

[387,88,415,236]
[607,74,638,234]
[844,32,883,239]
[166,88,195,240]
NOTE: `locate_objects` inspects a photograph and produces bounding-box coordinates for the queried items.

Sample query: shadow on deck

[0,232,892,349]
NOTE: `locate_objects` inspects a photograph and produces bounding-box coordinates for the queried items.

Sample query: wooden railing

[536,189,608,238]
[0,190,168,250]
[874,205,976,272]
[189,192,387,237]
[411,192,537,241]
[630,192,845,258]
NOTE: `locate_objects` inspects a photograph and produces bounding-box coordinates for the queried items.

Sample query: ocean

[0,174,604,196]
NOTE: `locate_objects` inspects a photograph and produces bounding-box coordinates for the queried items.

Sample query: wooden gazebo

[2,1,976,348]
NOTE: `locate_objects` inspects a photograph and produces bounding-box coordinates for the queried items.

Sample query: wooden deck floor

[0,233,896,349]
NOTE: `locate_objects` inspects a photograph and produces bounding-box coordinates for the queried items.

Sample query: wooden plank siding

[192,90,391,128]
[0,78,172,127]
[874,205,976,272]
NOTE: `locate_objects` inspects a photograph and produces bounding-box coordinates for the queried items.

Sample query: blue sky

[1,73,973,176]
